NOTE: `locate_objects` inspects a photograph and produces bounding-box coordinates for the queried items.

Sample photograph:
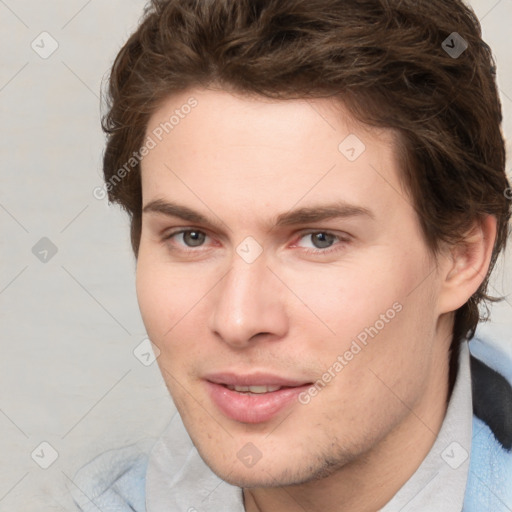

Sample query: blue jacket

[70,336,512,511]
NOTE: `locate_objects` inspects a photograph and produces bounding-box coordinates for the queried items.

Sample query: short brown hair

[101,0,510,361]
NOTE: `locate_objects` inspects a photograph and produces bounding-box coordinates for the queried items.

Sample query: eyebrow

[142,198,375,231]
[273,202,374,227]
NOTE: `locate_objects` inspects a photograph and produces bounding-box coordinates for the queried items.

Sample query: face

[136,88,446,487]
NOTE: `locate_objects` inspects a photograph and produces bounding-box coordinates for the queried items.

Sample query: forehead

[141,88,409,227]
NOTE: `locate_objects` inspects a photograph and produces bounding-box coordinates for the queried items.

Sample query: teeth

[227,385,282,393]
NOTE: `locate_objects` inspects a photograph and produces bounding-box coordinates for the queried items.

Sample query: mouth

[204,372,313,424]
[224,384,286,394]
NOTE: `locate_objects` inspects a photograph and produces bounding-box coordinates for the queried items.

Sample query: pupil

[312,232,335,249]
[184,231,205,247]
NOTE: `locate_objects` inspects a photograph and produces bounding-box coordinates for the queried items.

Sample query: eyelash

[162,229,350,256]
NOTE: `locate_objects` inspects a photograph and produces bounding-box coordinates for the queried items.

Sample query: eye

[166,229,208,248]
[295,231,348,252]
[303,232,337,249]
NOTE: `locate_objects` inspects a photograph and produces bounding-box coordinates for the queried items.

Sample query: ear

[437,215,497,314]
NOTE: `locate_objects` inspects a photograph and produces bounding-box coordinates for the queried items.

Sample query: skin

[136,87,496,512]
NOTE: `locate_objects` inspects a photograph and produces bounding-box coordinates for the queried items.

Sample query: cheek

[291,250,437,372]
[331,282,438,417]
[279,257,407,341]
[135,251,214,367]
[135,250,190,343]
[135,257,168,338]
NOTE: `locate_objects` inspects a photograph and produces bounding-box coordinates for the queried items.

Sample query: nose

[208,251,289,349]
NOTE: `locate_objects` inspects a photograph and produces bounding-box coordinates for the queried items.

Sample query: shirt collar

[146,341,472,512]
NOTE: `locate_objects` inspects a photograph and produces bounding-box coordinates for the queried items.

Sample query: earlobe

[438,215,497,314]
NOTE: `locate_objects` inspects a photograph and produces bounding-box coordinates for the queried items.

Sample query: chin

[217,464,304,488]
[200,446,345,489]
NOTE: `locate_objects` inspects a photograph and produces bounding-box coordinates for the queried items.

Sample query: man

[72,0,512,510]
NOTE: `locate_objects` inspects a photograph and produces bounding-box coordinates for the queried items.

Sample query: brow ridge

[142,198,374,232]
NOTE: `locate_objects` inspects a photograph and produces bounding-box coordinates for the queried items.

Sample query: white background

[0,0,511,510]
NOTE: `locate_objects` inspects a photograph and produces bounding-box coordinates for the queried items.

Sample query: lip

[204,372,312,424]
[205,372,309,387]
